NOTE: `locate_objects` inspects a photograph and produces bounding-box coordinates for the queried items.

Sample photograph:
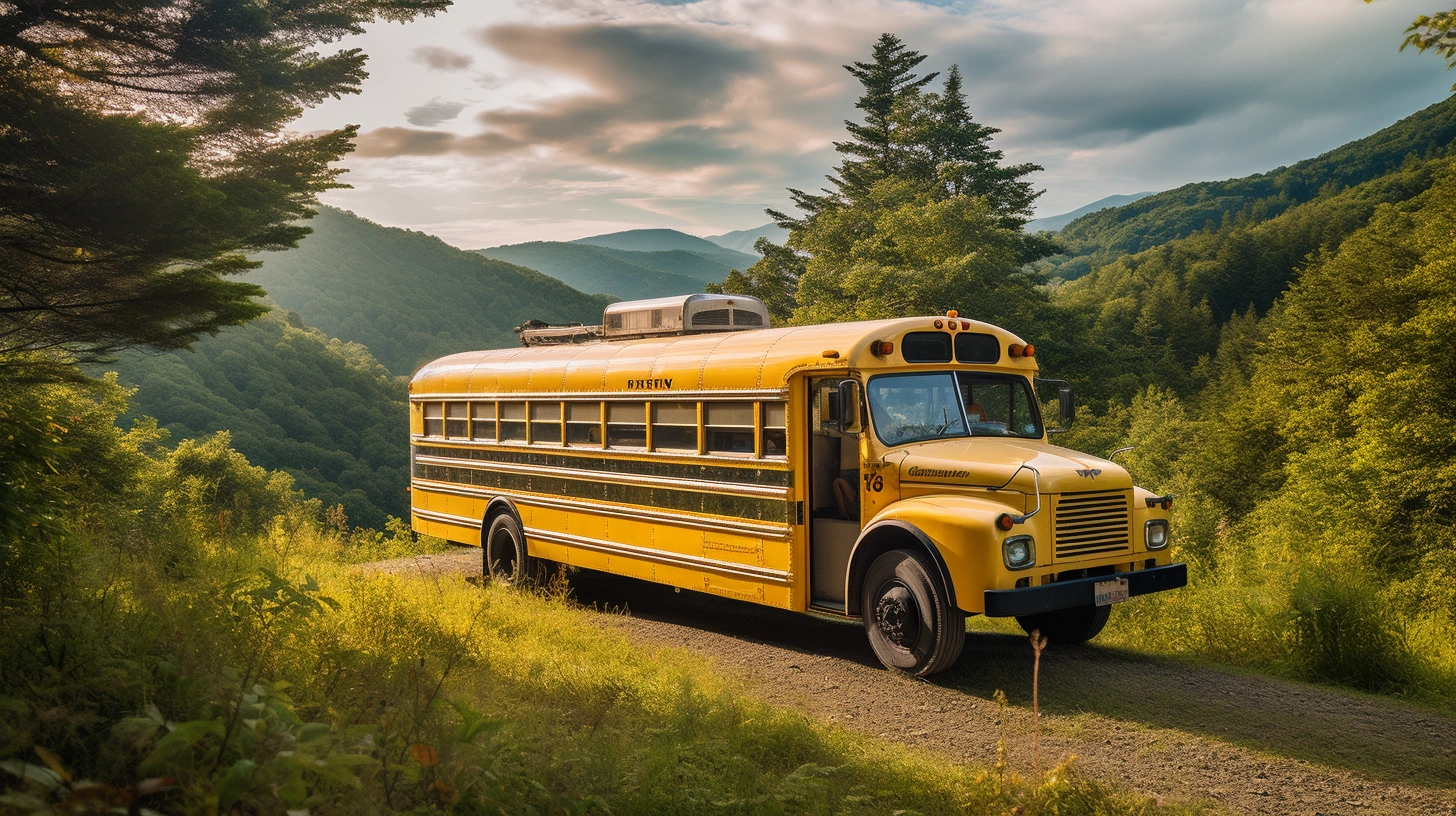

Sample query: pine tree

[740,33,1055,325]
[0,0,446,363]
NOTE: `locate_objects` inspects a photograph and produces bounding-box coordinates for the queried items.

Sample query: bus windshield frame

[866,371,1044,447]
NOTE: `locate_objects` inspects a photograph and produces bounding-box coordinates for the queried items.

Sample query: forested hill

[1045,93,1456,280]
[476,232,756,300]
[244,207,613,375]
[101,310,409,530]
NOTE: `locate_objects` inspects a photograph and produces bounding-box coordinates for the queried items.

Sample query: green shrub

[1286,568,1417,693]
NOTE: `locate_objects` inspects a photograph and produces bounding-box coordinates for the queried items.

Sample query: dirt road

[371,551,1456,816]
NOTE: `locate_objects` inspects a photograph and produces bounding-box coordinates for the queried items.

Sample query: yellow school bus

[409,294,1185,675]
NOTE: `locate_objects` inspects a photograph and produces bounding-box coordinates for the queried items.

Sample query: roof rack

[516,294,771,346]
[513,320,604,346]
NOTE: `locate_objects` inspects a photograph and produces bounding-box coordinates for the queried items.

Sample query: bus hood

[893,438,1131,494]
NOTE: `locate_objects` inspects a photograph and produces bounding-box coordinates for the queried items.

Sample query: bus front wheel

[1016,604,1110,645]
[484,513,542,586]
[861,550,965,676]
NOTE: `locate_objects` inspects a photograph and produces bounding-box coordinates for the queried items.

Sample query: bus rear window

[901,332,952,363]
[954,332,1000,364]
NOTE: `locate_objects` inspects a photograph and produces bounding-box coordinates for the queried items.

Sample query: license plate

[1094,578,1129,606]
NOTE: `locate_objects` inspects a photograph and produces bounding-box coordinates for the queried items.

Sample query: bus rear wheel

[861,550,965,676]
[1016,604,1110,645]
[484,513,543,587]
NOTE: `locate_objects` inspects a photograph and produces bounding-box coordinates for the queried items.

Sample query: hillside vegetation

[1043,94,1456,281]
[0,377,1195,815]
[245,207,612,375]
[101,310,409,530]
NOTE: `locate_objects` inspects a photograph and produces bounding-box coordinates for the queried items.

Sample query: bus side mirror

[837,379,863,435]
[1059,387,1075,429]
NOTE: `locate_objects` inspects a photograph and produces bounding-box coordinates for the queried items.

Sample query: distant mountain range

[242,207,612,375]
[1025,193,1157,233]
[475,229,758,301]
[703,222,788,254]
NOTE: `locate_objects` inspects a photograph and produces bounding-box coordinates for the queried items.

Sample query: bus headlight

[1003,535,1035,570]
[1145,520,1169,550]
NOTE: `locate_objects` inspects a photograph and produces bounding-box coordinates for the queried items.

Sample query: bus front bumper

[982,562,1188,617]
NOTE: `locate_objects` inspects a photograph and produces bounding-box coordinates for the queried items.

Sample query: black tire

[1016,604,1110,645]
[861,549,965,676]
[483,513,542,586]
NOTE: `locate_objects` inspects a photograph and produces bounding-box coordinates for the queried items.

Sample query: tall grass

[0,375,1209,814]
[1,520,1213,814]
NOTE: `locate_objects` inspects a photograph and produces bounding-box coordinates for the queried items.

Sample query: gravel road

[368,550,1456,816]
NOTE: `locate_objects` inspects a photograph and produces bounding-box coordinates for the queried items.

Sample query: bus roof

[409,315,1033,398]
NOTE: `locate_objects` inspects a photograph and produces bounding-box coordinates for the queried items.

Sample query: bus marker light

[821,349,840,358]
[1023,344,1035,357]
[947,309,959,319]
[996,513,1015,531]
[872,341,894,356]
[934,319,943,329]
[1008,343,1025,358]
[961,321,970,330]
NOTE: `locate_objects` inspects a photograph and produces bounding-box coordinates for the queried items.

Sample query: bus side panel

[520,505,796,609]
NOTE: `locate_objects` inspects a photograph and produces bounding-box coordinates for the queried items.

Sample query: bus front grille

[1054,490,1130,560]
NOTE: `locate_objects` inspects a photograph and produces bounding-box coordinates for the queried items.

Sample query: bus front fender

[847,495,1013,616]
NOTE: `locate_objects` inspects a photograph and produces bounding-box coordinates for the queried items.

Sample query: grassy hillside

[476,238,755,300]
[101,310,409,530]
[1044,94,1456,280]
[244,207,612,375]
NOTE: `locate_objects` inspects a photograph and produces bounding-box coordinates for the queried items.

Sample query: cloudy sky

[293,0,1455,248]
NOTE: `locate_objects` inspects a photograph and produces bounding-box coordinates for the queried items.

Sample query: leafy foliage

[723,34,1054,327]
[102,309,409,529]
[0,374,1195,815]
[0,0,445,359]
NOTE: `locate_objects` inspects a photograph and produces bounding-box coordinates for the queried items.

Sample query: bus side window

[530,402,563,445]
[566,402,601,446]
[423,402,444,437]
[651,402,698,451]
[471,402,496,441]
[607,402,646,449]
[499,402,526,442]
[445,402,469,438]
[706,402,755,454]
[761,402,786,458]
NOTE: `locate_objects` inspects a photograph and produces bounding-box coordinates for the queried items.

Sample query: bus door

[807,375,861,611]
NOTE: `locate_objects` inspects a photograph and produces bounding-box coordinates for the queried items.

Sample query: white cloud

[300,0,1455,243]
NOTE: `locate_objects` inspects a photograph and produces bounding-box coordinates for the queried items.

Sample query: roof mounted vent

[603,294,770,339]
[516,294,771,346]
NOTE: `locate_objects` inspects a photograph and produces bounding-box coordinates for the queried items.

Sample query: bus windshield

[867,372,1042,446]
